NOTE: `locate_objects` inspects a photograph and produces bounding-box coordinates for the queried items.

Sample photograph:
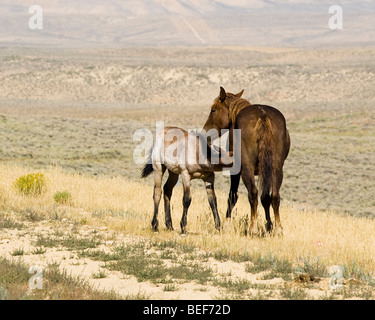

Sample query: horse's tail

[141,150,154,178]
[255,114,274,197]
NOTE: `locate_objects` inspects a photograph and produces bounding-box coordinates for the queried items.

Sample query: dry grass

[1,163,374,277]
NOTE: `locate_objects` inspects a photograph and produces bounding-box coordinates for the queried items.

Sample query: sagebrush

[13,173,47,196]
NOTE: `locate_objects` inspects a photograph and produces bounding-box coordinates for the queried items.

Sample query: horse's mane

[228,97,251,125]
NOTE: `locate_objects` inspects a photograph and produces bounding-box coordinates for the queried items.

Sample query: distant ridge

[1,0,375,47]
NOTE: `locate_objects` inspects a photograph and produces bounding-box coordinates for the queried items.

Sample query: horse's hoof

[265,221,273,232]
[273,226,283,237]
[152,220,159,233]
[180,233,187,238]
[249,227,259,237]
[222,218,230,231]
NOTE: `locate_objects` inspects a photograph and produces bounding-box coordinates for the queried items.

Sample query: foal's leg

[163,170,179,230]
[203,173,221,231]
[241,167,258,236]
[226,173,241,219]
[151,166,166,232]
[180,172,192,235]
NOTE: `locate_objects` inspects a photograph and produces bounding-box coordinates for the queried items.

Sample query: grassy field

[0,47,374,299]
[1,164,375,299]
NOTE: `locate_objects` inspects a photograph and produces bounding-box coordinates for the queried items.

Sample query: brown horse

[203,87,290,235]
[141,126,232,235]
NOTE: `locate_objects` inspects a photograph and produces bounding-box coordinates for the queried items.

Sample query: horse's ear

[219,87,226,102]
[236,89,244,98]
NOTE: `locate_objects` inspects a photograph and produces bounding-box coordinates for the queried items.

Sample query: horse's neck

[229,98,251,125]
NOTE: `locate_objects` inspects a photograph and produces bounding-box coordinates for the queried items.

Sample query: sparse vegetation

[92,270,108,279]
[13,173,47,196]
[0,257,121,300]
[35,233,102,251]
[10,247,25,256]
[163,283,179,292]
[31,247,47,255]
[92,242,215,285]
[213,277,252,294]
[279,286,310,300]
[0,216,24,230]
[54,191,72,205]
[299,257,328,278]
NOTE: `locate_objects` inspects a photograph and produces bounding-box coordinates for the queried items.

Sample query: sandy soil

[0,215,336,300]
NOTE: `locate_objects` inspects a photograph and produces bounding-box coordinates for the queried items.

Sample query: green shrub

[53,191,72,205]
[13,173,47,196]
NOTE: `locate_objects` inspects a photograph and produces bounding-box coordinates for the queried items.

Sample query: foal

[141,126,232,235]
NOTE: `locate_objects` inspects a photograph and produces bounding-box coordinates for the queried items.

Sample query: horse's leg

[163,170,179,230]
[203,173,221,231]
[241,166,258,236]
[180,172,192,235]
[151,166,166,232]
[226,173,240,219]
[272,169,284,235]
[261,192,272,233]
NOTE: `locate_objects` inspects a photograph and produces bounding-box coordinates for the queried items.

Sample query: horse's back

[235,104,290,161]
[236,104,287,128]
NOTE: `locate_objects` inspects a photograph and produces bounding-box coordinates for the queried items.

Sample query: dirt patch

[2,213,371,300]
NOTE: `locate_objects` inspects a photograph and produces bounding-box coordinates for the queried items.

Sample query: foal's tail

[255,114,274,197]
[141,151,154,178]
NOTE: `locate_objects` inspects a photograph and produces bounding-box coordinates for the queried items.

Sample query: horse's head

[203,87,244,139]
